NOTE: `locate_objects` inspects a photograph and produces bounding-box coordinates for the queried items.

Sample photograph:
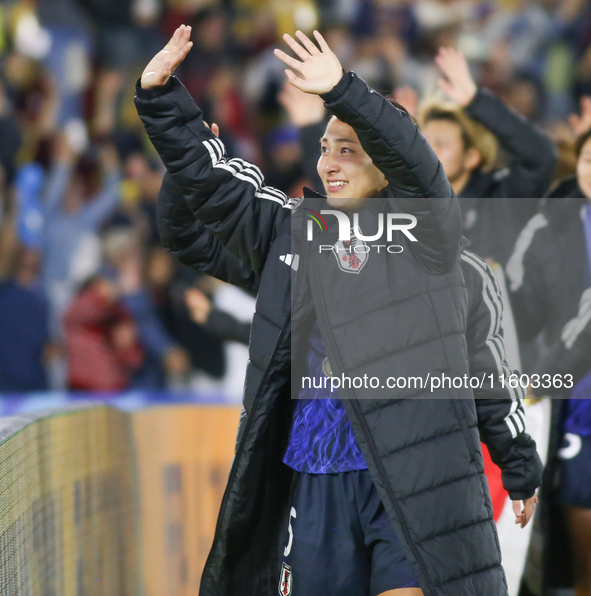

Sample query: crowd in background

[0,0,590,398]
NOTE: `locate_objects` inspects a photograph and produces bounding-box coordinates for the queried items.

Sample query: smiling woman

[317,117,387,210]
[135,25,541,596]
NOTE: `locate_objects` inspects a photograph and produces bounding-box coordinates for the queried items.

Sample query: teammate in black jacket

[136,25,541,596]
[507,128,591,596]
[420,48,558,267]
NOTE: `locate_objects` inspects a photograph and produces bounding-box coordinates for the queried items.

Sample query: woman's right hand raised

[141,25,193,90]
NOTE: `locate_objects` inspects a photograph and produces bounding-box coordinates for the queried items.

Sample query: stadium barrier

[133,406,240,596]
[0,401,241,596]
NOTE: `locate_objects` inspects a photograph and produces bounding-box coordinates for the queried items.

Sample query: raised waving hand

[141,25,193,90]
[569,96,591,137]
[274,30,343,95]
[435,47,478,107]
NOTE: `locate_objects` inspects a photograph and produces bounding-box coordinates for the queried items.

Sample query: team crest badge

[278,562,293,596]
[333,232,369,274]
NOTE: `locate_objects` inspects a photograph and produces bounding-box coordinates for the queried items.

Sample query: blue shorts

[555,432,591,508]
[279,469,420,596]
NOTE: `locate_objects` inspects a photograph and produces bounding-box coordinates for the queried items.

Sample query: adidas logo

[279,254,300,271]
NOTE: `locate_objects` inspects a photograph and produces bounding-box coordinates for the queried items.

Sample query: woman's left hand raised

[274,31,343,95]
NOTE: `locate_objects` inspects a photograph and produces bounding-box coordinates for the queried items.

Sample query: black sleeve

[532,287,591,397]
[157,172,261,294]
[298,120,326,194]
[462,250,543,500]
[135,77,293,276]
[205,309,251,345]
[321,71,462,274]
[465,89,558,198]
[505,213,551,342]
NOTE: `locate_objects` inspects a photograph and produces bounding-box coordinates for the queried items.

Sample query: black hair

[385,96,418,127]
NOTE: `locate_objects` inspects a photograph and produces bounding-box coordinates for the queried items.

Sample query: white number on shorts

[558,433,582,460]
[284,507,297,557]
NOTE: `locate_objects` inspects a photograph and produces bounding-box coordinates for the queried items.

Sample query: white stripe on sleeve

[462,251,526,439]
[561,287,591,349]
[506,213,548,292]
[203,138,293,209]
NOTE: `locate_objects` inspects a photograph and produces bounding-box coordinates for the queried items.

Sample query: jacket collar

[459,169,495,200]
[298,186,329,214]
[300,186,392,209]
[303,186,326,199]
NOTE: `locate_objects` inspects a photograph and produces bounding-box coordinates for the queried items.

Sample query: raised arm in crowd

[420,47,558,266]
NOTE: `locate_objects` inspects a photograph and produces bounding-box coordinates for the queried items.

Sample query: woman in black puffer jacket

[137,26,541,596]
[508,128,591,596]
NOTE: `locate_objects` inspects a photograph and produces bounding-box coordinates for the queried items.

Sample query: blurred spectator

[43,135,121,338]
[0,80,23,184]
[117,151,163,244]
[101,225,191,389]
[75,0,165,135]
[262,125,304,195]
[145,247,227,381]
[568,96,591,138]
[277,80,325,192]
[2,45,59,163]
[201,280,255,402]
[545,95,591,185]
[179,7,235,106]
[185,287,251,345]
[0,165,9,229]
[37,0,92,127]
[64,274,143,391]
[0,240,50,392]
[481,1,553,78]
[546,97,591,198]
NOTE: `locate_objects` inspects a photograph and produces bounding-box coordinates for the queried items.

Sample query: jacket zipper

[310,260,436,596]
[199,317,291,595]
[200,210,310,594]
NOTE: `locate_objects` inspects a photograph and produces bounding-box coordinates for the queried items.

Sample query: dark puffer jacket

[506,195,588,345]
[506,189,589,593]
[533,286,591,394]
[160,172,542,502]
[136,71,541,596]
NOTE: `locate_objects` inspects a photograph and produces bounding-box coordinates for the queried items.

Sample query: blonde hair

[418,100,499,172]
